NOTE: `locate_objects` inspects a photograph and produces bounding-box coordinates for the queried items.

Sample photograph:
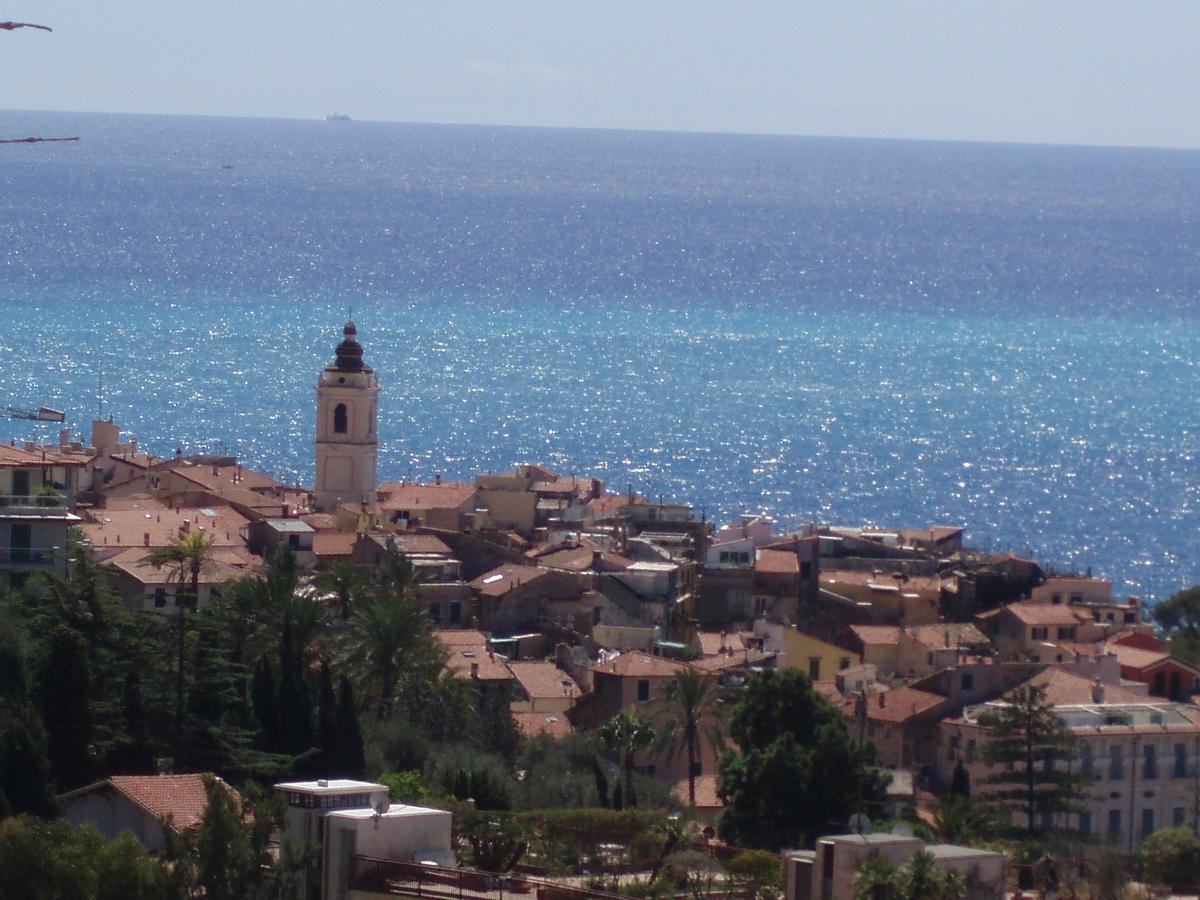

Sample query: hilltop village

[2,322,1198,898]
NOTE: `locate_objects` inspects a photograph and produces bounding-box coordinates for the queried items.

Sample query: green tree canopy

[718,669,887,850]
[978,685,1086,836]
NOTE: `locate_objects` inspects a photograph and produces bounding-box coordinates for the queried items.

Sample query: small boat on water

[326,113,351,122]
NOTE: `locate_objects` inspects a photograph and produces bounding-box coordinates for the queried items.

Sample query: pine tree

[978,685,1087,836]
[0,629,57,817]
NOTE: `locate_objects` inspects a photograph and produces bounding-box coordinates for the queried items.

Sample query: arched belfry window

[333,403,348,434]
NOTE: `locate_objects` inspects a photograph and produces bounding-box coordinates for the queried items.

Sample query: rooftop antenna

[97,373,103,421]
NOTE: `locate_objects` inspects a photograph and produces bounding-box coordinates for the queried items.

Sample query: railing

[0,546,61,565]
[0,493,67,509]
[350,859,627,900]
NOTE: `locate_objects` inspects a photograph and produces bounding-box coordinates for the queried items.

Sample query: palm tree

[657,667,724,807]
[929,795,997,846]
[144,530,215,767]
[597,709,656,808]
[314,560,367,619]
[337,591,433,714]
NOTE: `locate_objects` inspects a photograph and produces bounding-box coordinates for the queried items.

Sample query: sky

[3,1,1200,149]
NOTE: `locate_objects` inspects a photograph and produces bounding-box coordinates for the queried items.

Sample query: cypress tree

[317,660,337,772]
[334,675,365,778]
[251,657,280,751]
[38,628,94,790]
[950,759,971,797]
[0,630,57,816]
[276,625,312,755]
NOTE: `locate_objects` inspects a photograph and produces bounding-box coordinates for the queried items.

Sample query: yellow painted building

[760,622,861,682]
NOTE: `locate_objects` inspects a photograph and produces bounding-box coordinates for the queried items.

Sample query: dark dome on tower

[332,321,371,373]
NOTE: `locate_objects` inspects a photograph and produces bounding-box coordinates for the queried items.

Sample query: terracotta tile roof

[672,774,722,810]
[822,569,941,593]
[1002,602,1091,627]
[697,632,747,656]
[843,687,946,724]
[302,513,337,530]
[513,711,572,740]
[690,650,774,671]
[0,442,86,468]
[907,623,989,650]
[378,481,476,512]
[433,628,489,648]
[532,547,596,572]
[849,625,903,646]
[81,501,249,551]
[1020,668,1149,705]
[591,650,688,679]
[469,565,554,597]
[444,647,515,682]
[586,494,647,519]
[508,661,581,701]
[106,548,246,587]
[168,460,281,493]
[109,451,162,469]
[389,534,454,556]
[62,774,234,832]
[755,549,800,575]
[1103,642,1172,672]
[312,532,358,558]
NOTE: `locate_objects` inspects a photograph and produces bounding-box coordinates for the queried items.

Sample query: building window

[1109,746,1123,780]
[1080,744,1094,778]
[809,659,821,681]
[1107,809,1121,838]
[1057,626,1075,640]
[1031,627,1048,640]
[449,602,462,625]
[333,403,348,434]
[428,603,440,624]
[840,658,850,670]
[154,588,166,608]
[967,739,976,764]
[1051,594,1062,605]
[754,596,767,616]
[1142,808,1155,839]
[927,653,934,666]
[1070,594,1083,604]
[961,673,974,691]
[288,534,300,549]
[800,562,812,578]
[1144,744,1158,780]
[1078,812,1091,836]
[1174,807,1187,828]
[1175,743,1188,778]
[637,679,650,702]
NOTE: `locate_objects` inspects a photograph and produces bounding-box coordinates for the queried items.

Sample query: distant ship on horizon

[326,113,352,122]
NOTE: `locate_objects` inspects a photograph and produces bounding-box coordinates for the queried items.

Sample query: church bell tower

[314,321,379,513]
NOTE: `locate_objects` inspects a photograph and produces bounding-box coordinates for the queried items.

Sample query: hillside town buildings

[8,318,1198,872]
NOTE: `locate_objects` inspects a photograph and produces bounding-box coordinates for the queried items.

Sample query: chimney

[212,463,219,477]
[879,693,886,708]
[470,662,480,680]
[435,473,442,485]
[59,429,69,448]
[143,533,150,547]
[130,438,137,455]
[1092,679,1105,704]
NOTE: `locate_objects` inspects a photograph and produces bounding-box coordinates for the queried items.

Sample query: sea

[2,110,1198,602]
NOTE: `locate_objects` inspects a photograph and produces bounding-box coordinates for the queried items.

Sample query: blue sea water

[2,110,1198,601]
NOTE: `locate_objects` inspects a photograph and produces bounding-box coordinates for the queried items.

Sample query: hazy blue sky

[4,1,1199,148]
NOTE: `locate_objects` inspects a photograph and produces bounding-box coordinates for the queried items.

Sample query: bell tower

[314,321,379,513]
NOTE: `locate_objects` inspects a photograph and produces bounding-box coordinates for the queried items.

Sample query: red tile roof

[690,650,774,671]
[443,647,514,682]
[755,549,800,575]
[0,442,86,468]
[81,501,249,551]
[433,628,489,648]
[591,650,688,679]
[1020,668,1149,705]
[907,623,989,650]
[848,625,903,646]
[312,532,358,558]
[843,687,945,724]
[168,460,281,493]
[513,711,573,740]
[508,661,581,701]
[469,565,555,597]
[1001,602,1091,627]
[697,632,747,656]
[378,481,476,512]
[63,774,234,832]
[1103,642,1172,672]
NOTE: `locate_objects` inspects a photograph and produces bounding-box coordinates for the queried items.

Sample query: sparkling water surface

[2,111,1198,601]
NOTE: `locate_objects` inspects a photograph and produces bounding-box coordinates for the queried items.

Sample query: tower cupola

[333,321,370,373]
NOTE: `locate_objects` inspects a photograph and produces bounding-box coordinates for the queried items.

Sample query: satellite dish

[374,798,389,816]
[890,823,913,838]
[848,813,872,835]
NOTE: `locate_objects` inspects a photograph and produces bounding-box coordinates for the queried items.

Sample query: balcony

[0,493,68,510]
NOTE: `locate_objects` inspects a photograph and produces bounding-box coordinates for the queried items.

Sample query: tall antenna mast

[98,373,104,421]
